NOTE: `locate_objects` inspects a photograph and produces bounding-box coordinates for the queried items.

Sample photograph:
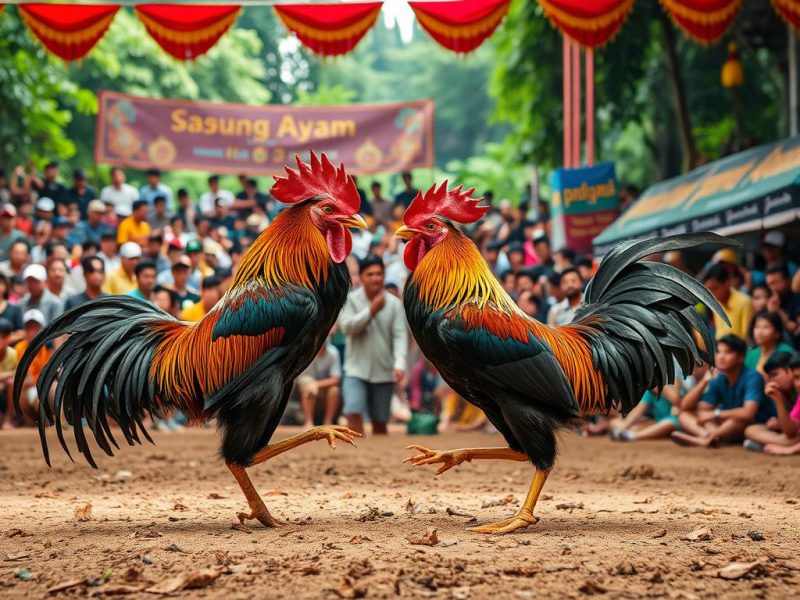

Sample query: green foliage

[295,84,358,106]
[444,143,530,201]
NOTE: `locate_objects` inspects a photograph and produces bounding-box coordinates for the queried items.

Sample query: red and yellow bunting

[408,0,510,54]
[274,3,381,57]
[660,0,741,44]
[18,3,120,61]
[772,0,800,35]
[538,0,634,48]
[135,4,241,60]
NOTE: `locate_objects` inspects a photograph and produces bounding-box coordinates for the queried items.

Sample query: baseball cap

[119,241,142,259]
[73,168,86,180]
[88,199,106,213]
[713,248,738,264]
[52,216,71,228]
[171,256,192,270]
[185,239,202,253]
[23,264,47,282]
[762,231,785,247]
[0,204,17,217]
[203,240,223,256]
[36,197,55,212]
[23,309,46,327]
[167,238,184,250]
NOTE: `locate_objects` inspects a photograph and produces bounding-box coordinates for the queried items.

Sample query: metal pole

[790,24,798,136]
[563,35,571,168]
[585,47,594,165]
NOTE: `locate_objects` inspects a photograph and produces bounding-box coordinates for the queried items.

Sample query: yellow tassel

[721,41,744,88]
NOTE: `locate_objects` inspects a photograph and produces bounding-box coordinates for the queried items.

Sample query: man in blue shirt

[673,334,769,448]
[127,262,157,302]
[139,168,173,207]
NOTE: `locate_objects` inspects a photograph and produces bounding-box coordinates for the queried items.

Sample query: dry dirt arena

[1,427,798,599]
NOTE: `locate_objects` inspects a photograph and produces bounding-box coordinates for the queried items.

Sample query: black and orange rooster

[14,152,366,528]
[397,183,733,534]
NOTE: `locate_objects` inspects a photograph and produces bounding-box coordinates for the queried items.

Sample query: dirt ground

[1,426,799,599]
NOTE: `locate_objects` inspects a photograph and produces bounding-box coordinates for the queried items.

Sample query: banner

[95,91,435,175]
[550,162,620,254]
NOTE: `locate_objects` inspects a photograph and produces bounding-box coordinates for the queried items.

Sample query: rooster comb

[404,181,488,227]
[270,151,360,213]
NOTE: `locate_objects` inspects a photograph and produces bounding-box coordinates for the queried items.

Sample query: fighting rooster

[15,153,366,528]
[397,183,733,534]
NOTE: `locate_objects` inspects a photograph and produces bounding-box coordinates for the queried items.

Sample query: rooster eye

[322,205,334,214]
[426,222,436,230]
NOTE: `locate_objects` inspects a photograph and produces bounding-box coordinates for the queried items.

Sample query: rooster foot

[470,511,538,535]
[313,425,362,450]
[404,446,468,475]
[237,506,281,528]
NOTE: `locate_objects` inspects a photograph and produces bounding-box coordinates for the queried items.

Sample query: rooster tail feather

[13,297,174,468]
[576,234,737,415]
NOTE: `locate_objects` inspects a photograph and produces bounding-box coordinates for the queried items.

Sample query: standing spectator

[15,200,34,236]
[703,264,753,340]
[100,167,139,215]
[65,169,96,219]
[370,181,392,225]
[0,170,9,205]
[175,188,197,233]
[139,168,173,207]
[18,263,64,324]
[71,199,112,246]
[128,262,157,302]
[103,241,141,295]
[167,256,200,310]
[199,175,234,216]
[142,232,171,274]
[0,274,23,342]
[766,263,800,337]
[338,255,407,436]
[296,341,342,429]
[45,258,75,302]
[97,232,120,273]
[0,318,18,429]
[393,171,419,208]
[0,205,26,261]
[65,255,107,310]
[31,161,65,206]
[673,334,768,448]
[754,231,798,285]
[117,199,152,245]
[179,275,221,321]
[147,195,172,231]
[742,352,800,452]
[0,240,30,279]
[233,178,269,216]
[547,268,584,326]
[745,311,795,374]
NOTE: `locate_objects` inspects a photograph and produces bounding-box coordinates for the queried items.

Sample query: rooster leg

[251,426,361,464]
[405,446,527,475]
[471,468,552,535]
[227,463,281,528]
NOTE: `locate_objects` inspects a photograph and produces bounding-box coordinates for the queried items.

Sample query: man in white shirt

[198,174,234,215]
[100,167,139,215]
[338,255,407,436]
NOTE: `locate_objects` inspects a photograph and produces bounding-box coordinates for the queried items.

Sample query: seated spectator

[610,385,681,442]
[45,257,75,302]
[0,240,30,279]
[575,256,594,284]
[742,352,800,453]
[117,199,152,245]
[673,334,769,448]
[14,309,53,426]
[139,168,173,207]
[296,341,341,429]
[103,241,141,295]
[0,319,19,429]
[506,241,525,272]
[128,262,157,302]
[766,263,800,338]
[517,289,541,319]
[554,246,576,272]
[65,168,96,219]
[500,269,516,295]
[142,232,170,274]
[97,231,120,273]
[750,283,770,314]
[152,285,181,318]
[167,256,200,310]
[148,195,171,231]
[18,263,63,325]
[65,255,107,310]
[703,263,753,340]
[0,204,26,261]
[547,268,583,326]
[745,310,795,374]
[179,275,221,322]
[0,274,23,343]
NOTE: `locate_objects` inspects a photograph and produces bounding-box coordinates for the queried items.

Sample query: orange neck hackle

[229,204,330,291]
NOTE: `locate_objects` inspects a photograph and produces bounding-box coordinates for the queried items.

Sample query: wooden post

[585,47,594,165]
[572,38,581,167]
[563,35,572,167]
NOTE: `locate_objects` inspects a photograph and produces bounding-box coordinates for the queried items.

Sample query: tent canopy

[593,136,800,255]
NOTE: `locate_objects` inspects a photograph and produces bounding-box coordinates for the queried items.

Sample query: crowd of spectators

[2,160,800,458]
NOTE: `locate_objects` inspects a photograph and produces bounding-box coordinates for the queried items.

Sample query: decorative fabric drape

[273,3,382,57]
[772,0,800,35]
[537,0,634,49]
[134,4,241,60]
[659,0,741,44]
[408,0,511,54]
[17,3,120,61]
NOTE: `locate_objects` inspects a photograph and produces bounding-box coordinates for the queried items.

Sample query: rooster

[14,152,366,528]
[396,183,733,534]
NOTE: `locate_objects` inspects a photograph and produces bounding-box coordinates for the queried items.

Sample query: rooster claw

[237,508,281,528]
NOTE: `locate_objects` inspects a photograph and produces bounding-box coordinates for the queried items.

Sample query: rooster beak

[395,225,414,240]
[340,214,367,230]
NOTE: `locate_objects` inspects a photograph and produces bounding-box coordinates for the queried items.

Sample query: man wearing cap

[100,167,139,215]
[167,256,200,309]
[199,175,234,216]
[0,204,26,261]
[139,168,173,207]
[752,231,799,286]
[65,255,107,310]
[179,275,221,322]
[50,216,74,247]
[103,241,141,295]
[34,197,55,223]
[71,199,112,246]
[157,239,203,290]
[65,169,96,219]
[14,309,53,425]
[128,262,158,302]
[18,264,64,325]
[117,199,152,245]
[31,161,65,206]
